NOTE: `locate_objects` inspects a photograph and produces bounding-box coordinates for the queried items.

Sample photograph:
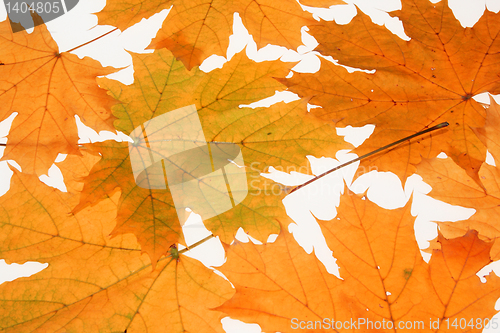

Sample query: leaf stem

[288,122,449,194]
[65,27,119,53]
[168,234,216,259]
[178,233,215,255]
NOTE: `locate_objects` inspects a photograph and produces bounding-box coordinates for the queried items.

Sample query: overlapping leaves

[98,0,317,69]
[1,0,500,333]
[216,192,500,332]
[76,48,346,263]
[0,169,233,333]
[282,0,500,183]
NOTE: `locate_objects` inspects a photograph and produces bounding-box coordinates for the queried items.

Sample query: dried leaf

[0,15,117,175]
[76,49,346,263]
[473,96,500,164]
[217,193,500,332]
[0,171,233,333]
[281,0,500,183]
[149,0,315,69]
[417,156,500,260]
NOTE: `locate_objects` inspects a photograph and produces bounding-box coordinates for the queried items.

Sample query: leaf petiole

[288,122,449,194]
[168,233,216,259]
[65,28,119,53]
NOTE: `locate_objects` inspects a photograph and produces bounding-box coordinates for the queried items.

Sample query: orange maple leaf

[417,155,500,260]
[98,0,315,69]
[216,192,500,332]
[95,0,173,31]
[281,0,500,184]
[0,15,118,175]
[472,96,500,164]
[150,0,315,69]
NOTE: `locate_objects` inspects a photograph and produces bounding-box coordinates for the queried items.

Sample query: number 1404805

[5,1,60,14]
[3,0,80,33]
[443,318,498,330]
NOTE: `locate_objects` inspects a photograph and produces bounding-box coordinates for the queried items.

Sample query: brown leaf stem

[288,122,449,194]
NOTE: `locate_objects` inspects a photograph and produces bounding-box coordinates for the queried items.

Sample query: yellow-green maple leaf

[76,48,346,264]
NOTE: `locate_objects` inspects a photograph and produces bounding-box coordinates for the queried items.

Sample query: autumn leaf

[472,96,500,164]
[95,0,173,31]
[216,192,500,332]
[232,0,314,53]
[75,48,346,264]
[0,170,233,333]
[146,0,234,70]
[150,0,315,69]
[98,0,315,69]
[3,1,500,333]
[319,192,500,332]
[0,14,118,175]
[78,49,290,262]
[281,0,500,183]
[55,150,102,195]
[416,155,500,261]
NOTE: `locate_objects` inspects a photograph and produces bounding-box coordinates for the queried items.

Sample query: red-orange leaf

[473,96,500,164]
[417,156,500,260]
[217,192,500,332]
[281,0,500,183]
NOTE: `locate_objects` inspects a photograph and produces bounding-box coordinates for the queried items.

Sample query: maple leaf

[216,192,500,332]
[3,2,500,333]
[76,48,346,264]
[280,0,500,183]
[416,156,500,261]
[0,14,118,175]
[95,0,173,31]
[472,96,500,164]
[0,171,233,333]
[150,0,316,69]
[98,0,316,69]
[72,141,183,266]
[146,0,234,70]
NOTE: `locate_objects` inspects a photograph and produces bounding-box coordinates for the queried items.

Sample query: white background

[0,0,500,332]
